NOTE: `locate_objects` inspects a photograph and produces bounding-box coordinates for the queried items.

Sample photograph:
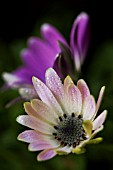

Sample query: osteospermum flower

[2,12,90,102]
[17,68,107,161]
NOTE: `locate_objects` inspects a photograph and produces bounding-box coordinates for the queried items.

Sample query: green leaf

[72,147,86,154]
[87,137,103,144]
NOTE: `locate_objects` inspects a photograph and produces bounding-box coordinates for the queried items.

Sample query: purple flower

[17,68,107,161]
[2,12,90,101]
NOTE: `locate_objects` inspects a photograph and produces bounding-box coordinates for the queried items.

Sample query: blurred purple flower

[2,12,90,103]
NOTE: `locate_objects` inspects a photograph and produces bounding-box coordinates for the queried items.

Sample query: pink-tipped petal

[93,86,105,120]
[82,95,96,120]
[77,79,90,103]
[28,139,59,151]
[31,99,58,125]
[45,68,64,106]
[66,84,82,115]
[37,149,57,161]
[16,115,55,135]
[25,102,58,127]
[93,110,107,130]
[41,23,67,52]
[18,130,48,143]
[32,76,63,116]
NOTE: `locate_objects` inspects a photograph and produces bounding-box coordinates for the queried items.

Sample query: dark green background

[0,1,113,170]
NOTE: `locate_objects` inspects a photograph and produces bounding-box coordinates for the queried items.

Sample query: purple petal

[6,35,60,87]
[21,49,43,75]
[20,49,45,82]
[37,149,57,161]
[58,41,74,71]
[41,23,67,52]
[5,65,44,86]
[27,37,58,80]
[53,53,64,79]
[28,37,56,62]
[13,66,34,84]
[53,53,71,79]
[21,49,38,71]
[70,12,90,70]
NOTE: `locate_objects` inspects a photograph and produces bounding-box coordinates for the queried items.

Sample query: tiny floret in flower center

[53,113,86,148]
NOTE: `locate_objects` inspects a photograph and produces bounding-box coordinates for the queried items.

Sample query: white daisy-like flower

[16,68,107,161]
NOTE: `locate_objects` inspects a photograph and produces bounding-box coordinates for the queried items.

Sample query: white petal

[82,95,96,120]
[56,146,72,154]
[19,87,37,100]
[93,110,107,130]
[31,99,58,125]
[16,115,55,135]
[32,76,63,116]
[2,72,20,88]
[45,68,65,108]
[64,75,74,92]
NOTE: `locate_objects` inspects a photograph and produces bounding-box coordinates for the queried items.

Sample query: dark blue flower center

[53,113,86,148]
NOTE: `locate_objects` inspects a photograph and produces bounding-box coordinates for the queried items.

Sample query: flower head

[2,12,90,102]
[17,68,107,161]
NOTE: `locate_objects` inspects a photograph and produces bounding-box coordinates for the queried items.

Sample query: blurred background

[0,1,113,170]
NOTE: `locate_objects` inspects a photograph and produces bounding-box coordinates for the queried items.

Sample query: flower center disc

[53,113,86,148]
